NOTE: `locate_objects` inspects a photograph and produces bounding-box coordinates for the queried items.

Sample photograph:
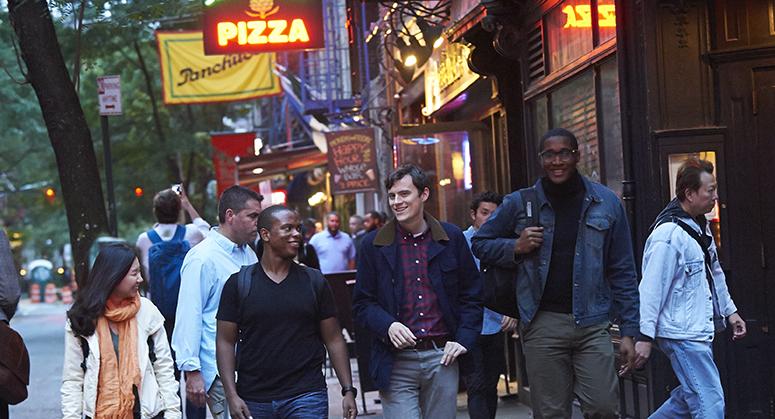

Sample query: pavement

[8,300,539,418]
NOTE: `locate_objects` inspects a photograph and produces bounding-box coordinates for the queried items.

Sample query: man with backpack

[136,187,210,338]
[472,128,639,419]
[633,158,746,418]
[216,205,357,419]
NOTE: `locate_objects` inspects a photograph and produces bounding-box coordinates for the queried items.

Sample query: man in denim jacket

[633,158,746,418]
[472,128,639,419]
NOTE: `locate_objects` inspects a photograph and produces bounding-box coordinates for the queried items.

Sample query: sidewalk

[325,359,533,418]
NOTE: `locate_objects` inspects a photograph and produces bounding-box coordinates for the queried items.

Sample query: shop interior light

[203,0,216,6]
[252,167,265,175]
[407,137,440,145]
[308,191,328,207]
[19,269,26,276]
[57,267,65,275]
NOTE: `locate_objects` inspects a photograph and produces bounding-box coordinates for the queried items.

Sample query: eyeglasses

[539,148,577,162]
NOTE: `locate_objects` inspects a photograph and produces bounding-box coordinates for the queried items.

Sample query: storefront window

[397,131,474,227]
[550,71,600,182]
[597,0,617,43]
[546,0,594,72]
[600,58,623,196]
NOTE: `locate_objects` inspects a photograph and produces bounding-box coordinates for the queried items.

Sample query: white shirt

[136,218,211,275]
[171,228,257,391]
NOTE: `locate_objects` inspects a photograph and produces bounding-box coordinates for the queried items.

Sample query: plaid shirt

[397,224,449,338]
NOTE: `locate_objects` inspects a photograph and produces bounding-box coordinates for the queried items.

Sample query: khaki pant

[521,311,619,419]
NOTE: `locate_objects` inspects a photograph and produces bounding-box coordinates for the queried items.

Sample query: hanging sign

[325,128,379,194]
[202,0,325,55]
[156,31,281,105]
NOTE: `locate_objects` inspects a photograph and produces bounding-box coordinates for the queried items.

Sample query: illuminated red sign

[203,0,324,55]
[563,4,616,28]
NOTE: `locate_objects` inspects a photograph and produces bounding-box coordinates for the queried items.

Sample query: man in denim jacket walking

[633,158,745,418]
[472,128,639,419]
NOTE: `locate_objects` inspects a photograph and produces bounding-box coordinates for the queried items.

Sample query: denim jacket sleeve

[471,191,521,269]
[639,236,680,339]
[352,235,397,340]
[605,199,640,337]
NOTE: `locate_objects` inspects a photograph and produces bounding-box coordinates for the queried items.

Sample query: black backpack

[481,188,539,319]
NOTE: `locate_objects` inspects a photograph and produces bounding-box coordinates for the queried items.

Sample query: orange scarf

[94,293,142,419]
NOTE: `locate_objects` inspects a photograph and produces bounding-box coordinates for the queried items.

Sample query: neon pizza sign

[203,0,324,55]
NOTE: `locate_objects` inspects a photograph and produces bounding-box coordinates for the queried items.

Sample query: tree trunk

[8,0,109,286]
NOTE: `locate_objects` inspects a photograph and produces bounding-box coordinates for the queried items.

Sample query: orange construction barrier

[61,286,73,305]
[29,283,40,304]
[44,283,57,304]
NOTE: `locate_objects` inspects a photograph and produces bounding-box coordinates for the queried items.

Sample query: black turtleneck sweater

[539,172,585,314]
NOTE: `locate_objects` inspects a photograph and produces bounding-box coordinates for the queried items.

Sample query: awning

[236,145,327,186]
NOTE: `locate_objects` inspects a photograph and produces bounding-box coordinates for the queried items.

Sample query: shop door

[718,59,775,418]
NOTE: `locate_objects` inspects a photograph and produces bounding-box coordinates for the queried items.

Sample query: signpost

[202,0,325,55]
[97,75,122,237]
[325,128,379,195]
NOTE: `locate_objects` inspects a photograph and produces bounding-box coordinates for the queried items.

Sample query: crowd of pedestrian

[41,126,745,419]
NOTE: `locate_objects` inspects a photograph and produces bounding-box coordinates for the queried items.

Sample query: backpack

[147,226,190,322]
[78,335,156,373]
[234,263,323,320]
[0,321,29,405]
[481,188,539,318]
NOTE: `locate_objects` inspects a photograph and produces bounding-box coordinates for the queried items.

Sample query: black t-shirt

[217,262,337,402]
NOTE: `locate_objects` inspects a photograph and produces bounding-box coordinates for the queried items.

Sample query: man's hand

[342,393,358,419]
[632,341,652,370]
[501,316,518,332]
[388,322,416,349]
[515,227,544,255]
[440,341,467,366]
[179,187,193,211]
[617,336,636,376]
[185,370,207,407]
[728,312,747,340]
[226,394,253,419]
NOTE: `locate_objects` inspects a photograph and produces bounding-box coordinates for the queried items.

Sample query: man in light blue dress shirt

[172,186,263,419]
[463,191,517,419]
[309,211,356,274]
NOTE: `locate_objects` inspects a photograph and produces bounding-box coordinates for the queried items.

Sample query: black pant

[1,400,8,419]
[465,332,505,419]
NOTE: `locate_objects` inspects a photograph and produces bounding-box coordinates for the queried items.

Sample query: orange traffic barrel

[61,286,73,305]
[29,283,40,304]
[44,283,57,304]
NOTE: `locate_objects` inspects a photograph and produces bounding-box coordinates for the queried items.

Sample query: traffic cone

[61,286,73,305]
[44,283,57,304]
[29,283,40,304]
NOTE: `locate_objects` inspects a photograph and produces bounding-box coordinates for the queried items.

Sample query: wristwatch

[341,385,358,398]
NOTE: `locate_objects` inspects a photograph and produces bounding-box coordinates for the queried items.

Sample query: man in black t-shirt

[216,205,358,419]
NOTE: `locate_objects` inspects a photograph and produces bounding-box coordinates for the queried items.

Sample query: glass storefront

[396,131,474,228]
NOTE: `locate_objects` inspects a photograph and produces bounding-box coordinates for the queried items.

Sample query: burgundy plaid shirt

[397,224,449,338]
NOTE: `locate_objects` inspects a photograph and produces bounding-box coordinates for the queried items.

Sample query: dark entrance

[716,57,775,418]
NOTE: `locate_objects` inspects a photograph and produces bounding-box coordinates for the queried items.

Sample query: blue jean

[245,390,328,419]
[650,339,724,419]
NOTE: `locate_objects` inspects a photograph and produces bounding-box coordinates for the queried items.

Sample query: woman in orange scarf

[61,244,181,419]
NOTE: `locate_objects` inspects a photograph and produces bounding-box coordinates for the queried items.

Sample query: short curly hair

[153,189,180,224]
[470,191,503,212]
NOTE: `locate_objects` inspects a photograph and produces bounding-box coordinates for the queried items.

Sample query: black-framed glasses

[539,148,577,162]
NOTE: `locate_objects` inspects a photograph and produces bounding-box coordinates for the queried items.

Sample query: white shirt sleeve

[171,255,209,372]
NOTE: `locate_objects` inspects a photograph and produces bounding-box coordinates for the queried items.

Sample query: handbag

[0,321,30,405]
[481,188,539,319]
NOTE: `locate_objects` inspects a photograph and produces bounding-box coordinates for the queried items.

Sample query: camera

[171,184,182,195]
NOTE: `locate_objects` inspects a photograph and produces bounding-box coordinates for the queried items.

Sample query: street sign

[97,75,122,116]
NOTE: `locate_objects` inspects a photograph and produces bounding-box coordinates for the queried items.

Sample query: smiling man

[472,128,640,419]
[216,205,357,419]
[352,164,482,419]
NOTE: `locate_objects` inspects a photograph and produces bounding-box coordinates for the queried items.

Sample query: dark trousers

[1,400,8,419]
[465,332,505,419]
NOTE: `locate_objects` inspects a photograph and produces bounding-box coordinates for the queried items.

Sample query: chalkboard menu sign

[325,128,379,194]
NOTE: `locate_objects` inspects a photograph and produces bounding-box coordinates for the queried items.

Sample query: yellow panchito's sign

[156,31,281,105]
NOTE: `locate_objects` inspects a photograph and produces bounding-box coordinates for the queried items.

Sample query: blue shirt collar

[210,228,244,253]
